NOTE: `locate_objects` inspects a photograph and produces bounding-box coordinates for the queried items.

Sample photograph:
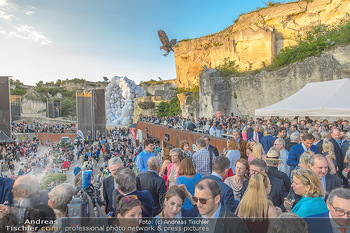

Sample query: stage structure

[76,89,106,141]
[46,101,61,118]
[0,77,11,138]
[10,95,21,122]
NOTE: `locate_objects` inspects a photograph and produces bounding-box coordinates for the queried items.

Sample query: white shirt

[329,212,350,233]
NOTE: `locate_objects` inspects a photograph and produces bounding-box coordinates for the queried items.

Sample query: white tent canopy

[255,78,350,117]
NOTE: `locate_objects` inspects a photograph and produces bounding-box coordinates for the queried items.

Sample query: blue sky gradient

[0,0,294,85]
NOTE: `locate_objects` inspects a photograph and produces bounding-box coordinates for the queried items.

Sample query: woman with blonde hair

[226,139,241,173]
[322,140,336,175]
[246,140,256,161]
[284,168,328,217]
[237,172,277,233]
[248,143,264,162]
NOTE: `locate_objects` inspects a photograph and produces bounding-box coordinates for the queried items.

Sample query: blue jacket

[305,212,333,233]
[0,177,14,204]
[261,135,276,154]
[287,143,318,168]
[247,132,263,143]
[203,175,239,213]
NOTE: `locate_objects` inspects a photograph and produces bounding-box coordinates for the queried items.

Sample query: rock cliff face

[198,45,350,117]
[140,79,177,100]
[174,0,350,88]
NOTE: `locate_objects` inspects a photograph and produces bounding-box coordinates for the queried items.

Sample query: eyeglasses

[331,203,350,217]
[192,196,212,205]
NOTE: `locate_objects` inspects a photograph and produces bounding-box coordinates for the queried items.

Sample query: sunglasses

[192,196,212,205]
[121,195,138,203]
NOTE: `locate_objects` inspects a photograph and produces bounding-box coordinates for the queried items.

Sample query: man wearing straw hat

[265,148,291,193]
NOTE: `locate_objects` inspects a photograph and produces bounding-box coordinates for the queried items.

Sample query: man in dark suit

[193,179,249,233]
[285,132,300,152]
[241,158,288,211]
[313,132,324,154]
[329,129,344,176]
[306,188,350,233]
[102,157,124,214]
[341,132,350,161]
[203,135,219,157]
[261,127,276,154]
[265,149,291,192]
[309,154,342,200]
[246,121,254,139]
[287,133,318,169]
[203,156,239,213]
[136,156,166,216]
[0,176,14,205]
[113,167,154,218]
[247,125,263,143]
[233,129,247,159]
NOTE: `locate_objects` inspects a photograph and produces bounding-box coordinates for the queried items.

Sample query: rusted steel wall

[136,121,227,154]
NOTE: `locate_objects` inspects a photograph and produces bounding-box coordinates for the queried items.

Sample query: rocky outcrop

[174,0,350,88]
[140,79,177,100]
[133,96,165,123]
[197,45,350,117]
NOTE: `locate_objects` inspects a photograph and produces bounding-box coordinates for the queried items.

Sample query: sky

[0,0,294,86]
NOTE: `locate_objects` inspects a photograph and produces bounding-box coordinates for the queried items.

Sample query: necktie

[339,227,347,233]
[254,133,258,142]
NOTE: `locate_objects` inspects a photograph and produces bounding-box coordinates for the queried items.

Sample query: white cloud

[0,1,51,45]
[14,25,52,45]
[25,10,34,15]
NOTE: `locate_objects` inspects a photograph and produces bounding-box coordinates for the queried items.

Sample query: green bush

[270,20,350,68]
[40,173,67,190]
[155,97,181,117]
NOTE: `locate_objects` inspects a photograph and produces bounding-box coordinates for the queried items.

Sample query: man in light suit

[203,156,239,213]
[309,154,342,200]
[247,125,263,143]
[307,188,350,233]
[287,133,319,170]
[102,157,124,214]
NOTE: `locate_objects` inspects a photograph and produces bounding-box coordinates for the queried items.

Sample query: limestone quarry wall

[140,79,177,100]
[198,45,350,117]
[174,0,350,88]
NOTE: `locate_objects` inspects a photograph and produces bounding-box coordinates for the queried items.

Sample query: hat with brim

[264,151,282,162]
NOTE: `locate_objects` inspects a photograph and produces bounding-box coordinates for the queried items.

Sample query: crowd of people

[0,117,350,233]
[11,121,77,134]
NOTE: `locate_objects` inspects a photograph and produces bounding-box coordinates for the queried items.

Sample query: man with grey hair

[136,156,166,215]
[48,183,76,218]
[309,154,342,200]
[285,132,300,151]
[112,167,154,218]
[248,124,263,143]
[261,127,276,154]
[102,157,124,214]
[193,137,216,177]
[307,188,350,233]
[11,174,48,208]
[313,131,323,153]
[274,138,291,177]
[329,128,344,178]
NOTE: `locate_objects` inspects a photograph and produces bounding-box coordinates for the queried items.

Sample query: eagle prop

[158,30,177,56]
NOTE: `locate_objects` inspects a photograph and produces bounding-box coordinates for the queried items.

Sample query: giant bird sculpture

[158,30,177,56]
